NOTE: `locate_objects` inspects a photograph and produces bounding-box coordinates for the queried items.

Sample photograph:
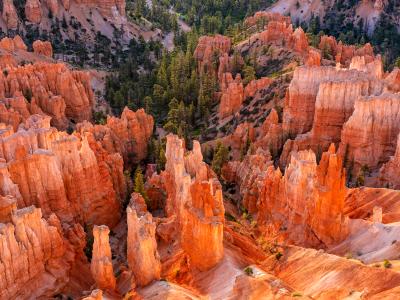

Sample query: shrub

[384,259,392,269]
[244,266,253,276]
[275,252,283,260]
[292,292,303,297]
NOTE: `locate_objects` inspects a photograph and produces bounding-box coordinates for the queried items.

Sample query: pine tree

[231,50,242,75]
[243,65,256,85]
[134,166,150,207]
[157,54,169,89]
[164,98,180,133]
[212,142,229,176]
[157,147,166,172]
[144,96,153,114]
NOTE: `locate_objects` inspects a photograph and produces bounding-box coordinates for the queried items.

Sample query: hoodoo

[1,2,400,298]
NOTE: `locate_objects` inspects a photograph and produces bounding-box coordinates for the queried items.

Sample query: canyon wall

[282,63,382,137]
[2,0,126,27]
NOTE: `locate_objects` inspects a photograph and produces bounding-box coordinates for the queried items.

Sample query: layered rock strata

[282,62,383,137]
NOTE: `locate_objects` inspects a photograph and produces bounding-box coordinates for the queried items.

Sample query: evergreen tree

[243,65,256,85]
[144,96,153,114]
[157,54,169,89]
[164,98,180,133]
[212,142,229,176]
[134,166,150,207]
[157,147,166,171]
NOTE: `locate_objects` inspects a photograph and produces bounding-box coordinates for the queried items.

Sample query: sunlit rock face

[163,135,225,271]
[0,41,94,130]
[90,225,116,291]
[33,40,53,58]
[0,114,127,227]
[246,145,349,248]
[127,193,161,286]
[338,93,400,175]
[282,62,382,137]
[0,206,70,299]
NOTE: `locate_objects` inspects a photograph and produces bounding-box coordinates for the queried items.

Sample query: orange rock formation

[75,0,126,18]
[319,35,375,66]
[0,207,69,299]
[244,11,291,28]
[2,0,18,29]
[77,107,154,164]
[33,40,53,57]
[338,93,400,174]
[0,114,128,227]
[162,135,225,270]
[25,0,42,23]
[127,193,161,286]
[91,225,116,291]
[194,35,231,75]
[219,73,272,119]
[255,145,348,247]
[0,59,94,129]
